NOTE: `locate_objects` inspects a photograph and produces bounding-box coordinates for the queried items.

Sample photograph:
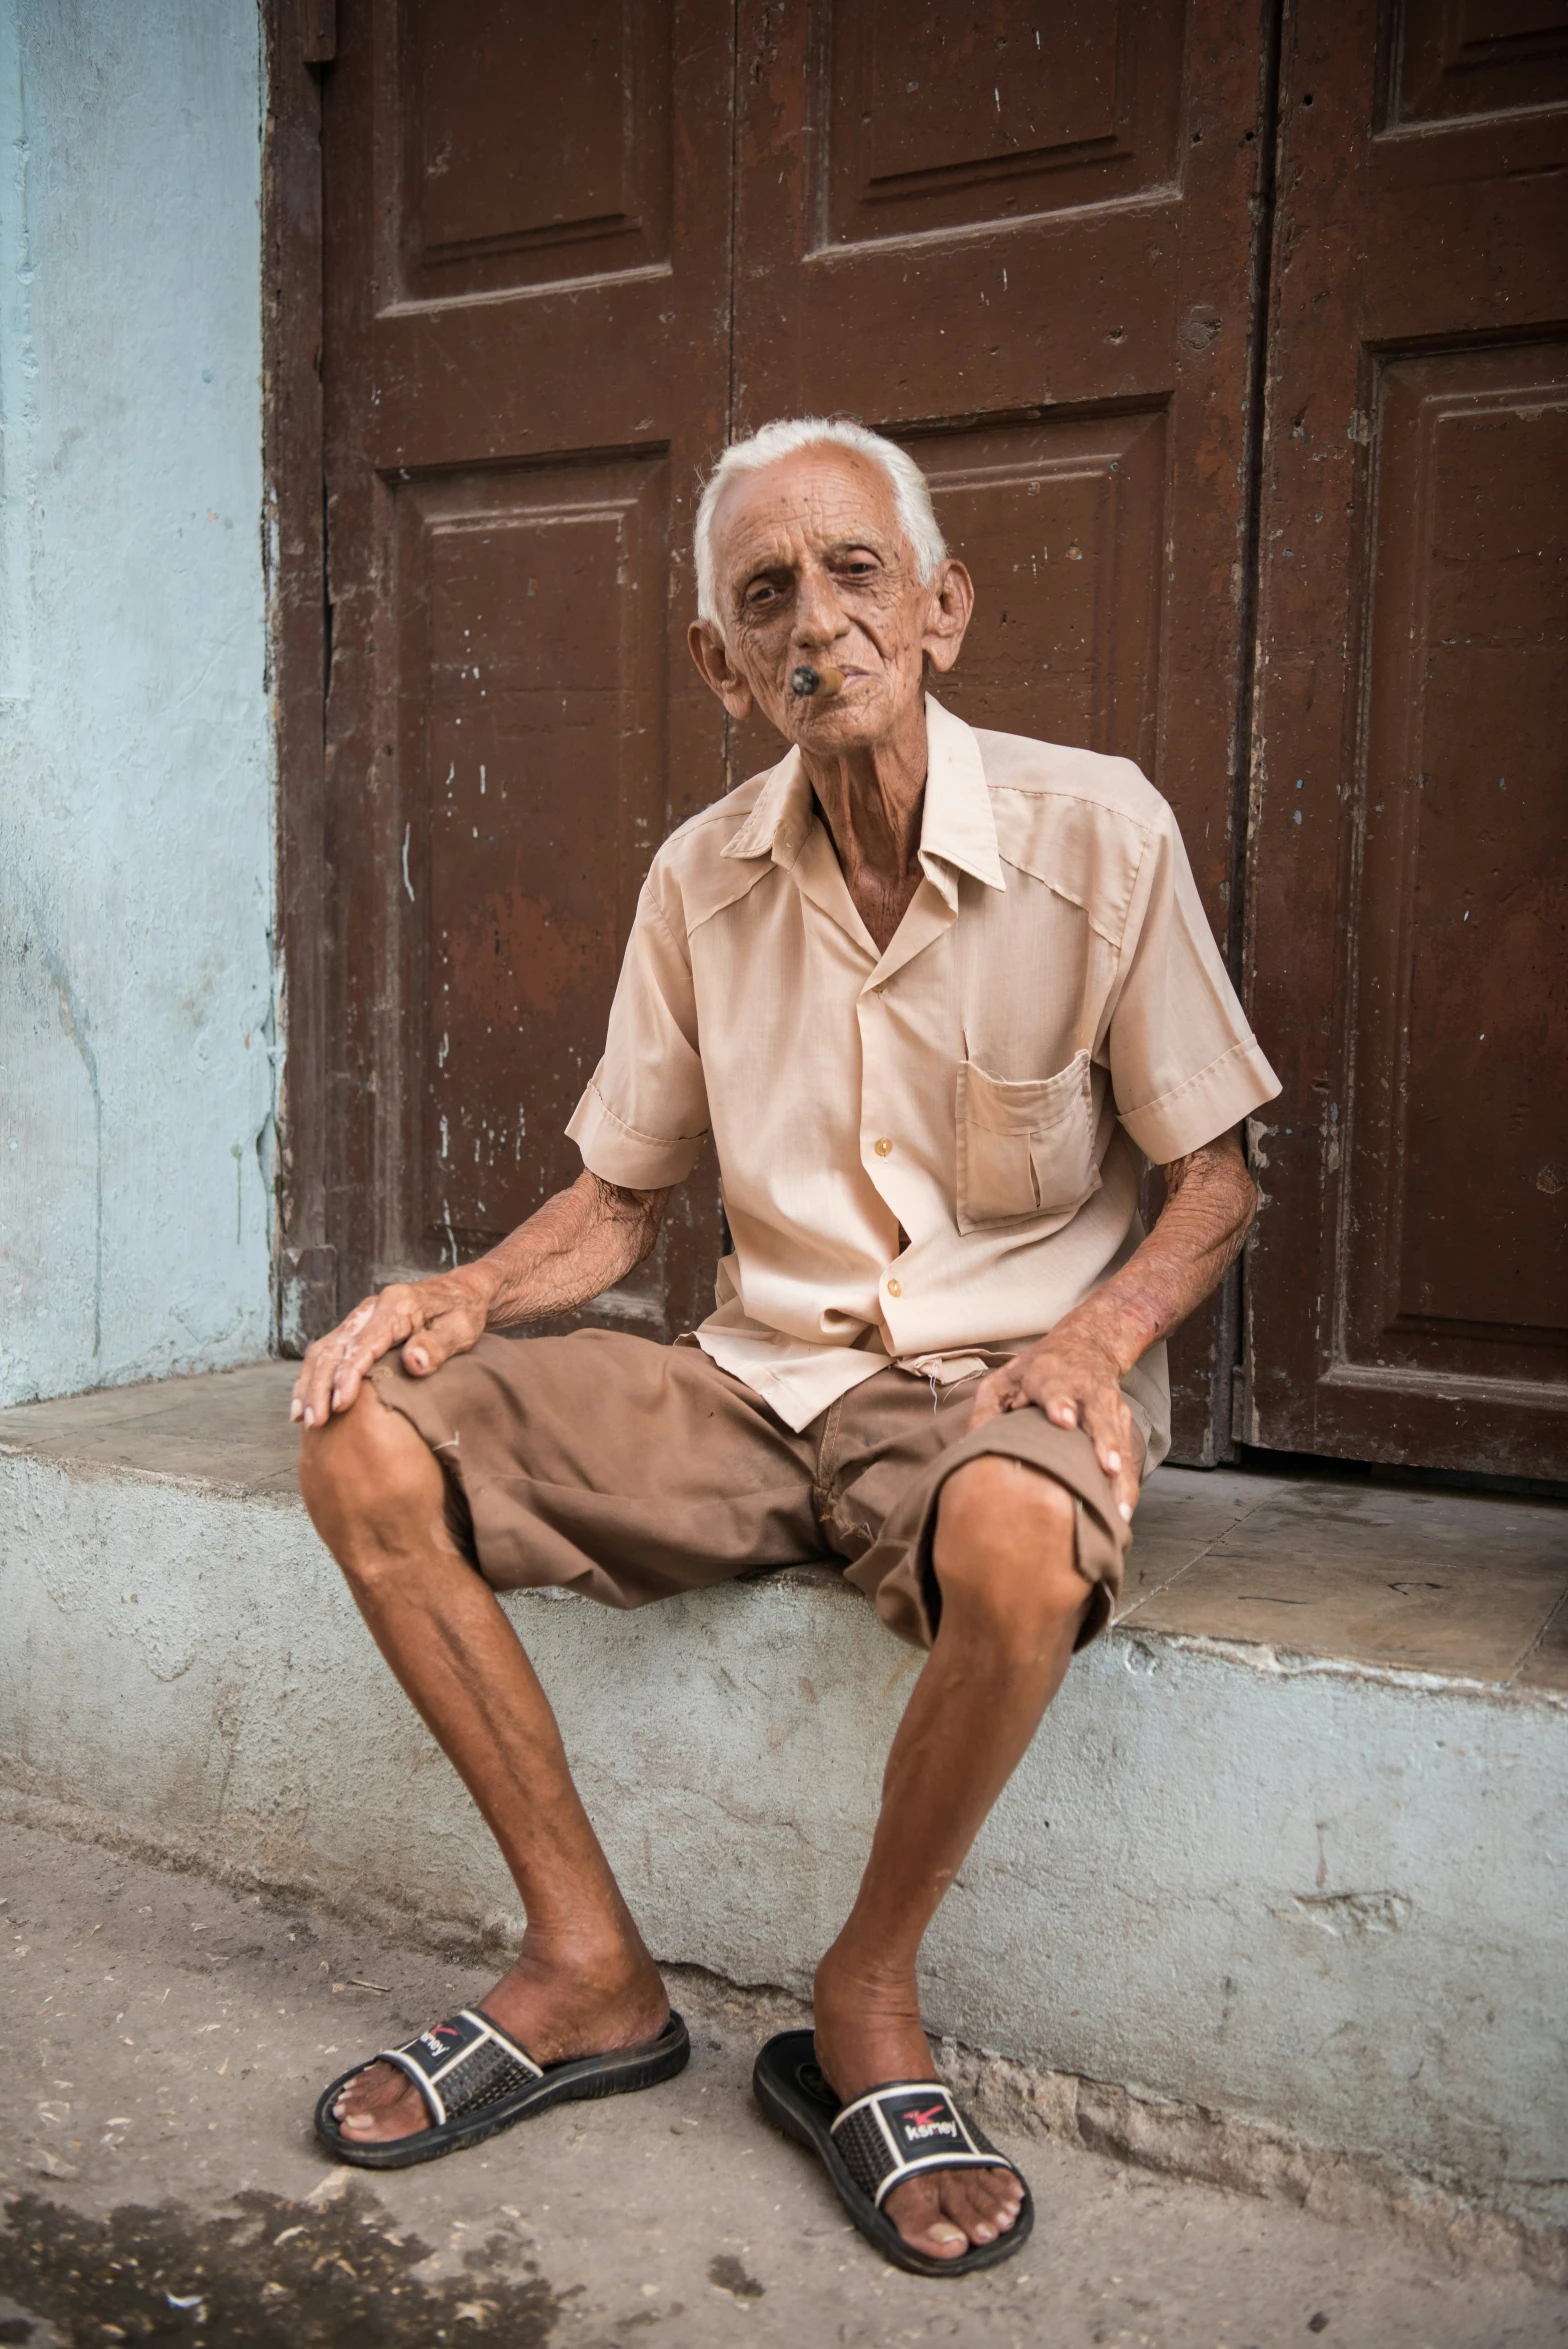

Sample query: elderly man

[296,417,1279,2277]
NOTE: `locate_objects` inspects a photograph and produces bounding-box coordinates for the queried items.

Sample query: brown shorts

[369,1329,1138,1652]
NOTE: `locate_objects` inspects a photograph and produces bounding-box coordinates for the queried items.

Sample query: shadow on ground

[0,2182,563,2347]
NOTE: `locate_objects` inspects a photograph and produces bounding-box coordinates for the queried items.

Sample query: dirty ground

[0,1818,1560,2348]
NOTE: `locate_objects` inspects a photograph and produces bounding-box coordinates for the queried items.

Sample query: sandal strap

[375,2008,543,2131]
[829,2081,1013,2212]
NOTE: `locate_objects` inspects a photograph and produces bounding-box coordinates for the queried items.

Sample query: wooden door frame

[264,0,335,1354]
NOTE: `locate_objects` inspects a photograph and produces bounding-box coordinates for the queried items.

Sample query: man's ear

[921,559,975,678]
[688,620,755,721]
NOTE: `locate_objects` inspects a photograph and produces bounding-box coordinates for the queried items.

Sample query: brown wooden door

[308,0,735,1338]
[287,0,1277,1464]
[1243,0,1568,1475]
[729,0,1278,1463]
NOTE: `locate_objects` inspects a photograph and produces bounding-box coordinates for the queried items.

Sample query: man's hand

[288,1172,674,1430]
[290,1266,494,1429]
[965,1132,1258,1526]
[969,1332,1140,1525]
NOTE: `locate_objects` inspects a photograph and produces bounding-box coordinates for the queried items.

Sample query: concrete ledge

[3,1365,1566,2247]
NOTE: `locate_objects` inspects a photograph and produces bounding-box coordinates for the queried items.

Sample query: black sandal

[315,2004,690,2171]
[753,2029,1033,2278]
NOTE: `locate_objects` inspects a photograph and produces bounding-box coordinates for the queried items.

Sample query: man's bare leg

[813,1454,1091,2262]
[298,1387,669,2145]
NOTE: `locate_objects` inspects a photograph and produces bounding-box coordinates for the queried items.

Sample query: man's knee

[932,1455,1088,1655]
[298,1385,451,1587]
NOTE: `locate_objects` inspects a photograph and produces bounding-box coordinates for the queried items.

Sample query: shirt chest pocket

[956,1049,1102,1233]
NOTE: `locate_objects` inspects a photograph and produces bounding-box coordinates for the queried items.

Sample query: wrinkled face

[691,444,971,752]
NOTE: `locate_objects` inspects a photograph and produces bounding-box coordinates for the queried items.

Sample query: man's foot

[332,1933,670,2146]
[813,1952,1024,2262]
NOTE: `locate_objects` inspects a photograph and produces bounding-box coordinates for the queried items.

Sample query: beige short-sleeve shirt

[567,697,1280,1463]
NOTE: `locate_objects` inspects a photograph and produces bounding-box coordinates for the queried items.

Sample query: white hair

[693,416,947,632]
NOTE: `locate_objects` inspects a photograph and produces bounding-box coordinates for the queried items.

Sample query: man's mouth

[789,661,871,708]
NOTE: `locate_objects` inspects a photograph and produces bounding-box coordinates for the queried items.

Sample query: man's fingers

[328,1336,392,1414]
[291,1294,421,1428]
[1028,1375,1086,1436]
[401,1295,489,1377]
[293,1337,346,1431]
[1076,1394,1138,1521]
[291,1282,489,1428]
[401,1314,456,1376]
[972,1355,1140,1521]
[291,1326,349,1427]
[1105,1435,1141,1524]
[1025,1374,1136,1520]
[329,1310,412,1412]
[967,1369,1014,1427]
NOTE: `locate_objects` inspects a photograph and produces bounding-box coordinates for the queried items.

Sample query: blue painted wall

[0,0,273,1403]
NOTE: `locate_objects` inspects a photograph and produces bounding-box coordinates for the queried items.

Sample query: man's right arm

[290,1171,671,1428]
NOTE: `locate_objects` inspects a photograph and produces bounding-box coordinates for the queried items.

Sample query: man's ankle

[814,1941,919,2011]
[508,1927,659,1991]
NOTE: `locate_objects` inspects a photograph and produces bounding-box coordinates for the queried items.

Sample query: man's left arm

[969,1130,1257,1523]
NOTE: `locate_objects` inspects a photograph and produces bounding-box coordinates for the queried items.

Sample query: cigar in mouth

[790,663,845,699]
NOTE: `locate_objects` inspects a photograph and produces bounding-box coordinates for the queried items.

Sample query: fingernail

[1060,1405,1077,1425]
[408,1348,427,1371]
[1106,1449,1120,1471]
[290,1400,303,1423]
[301,1407,314,1429]
[1119,1500,1133,1521]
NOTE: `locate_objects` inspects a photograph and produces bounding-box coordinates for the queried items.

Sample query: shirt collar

[720,695,1005,898]
[720,744,816,870]
[917,695,1005,901]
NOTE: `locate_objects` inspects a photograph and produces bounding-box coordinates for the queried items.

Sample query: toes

[883,2166,1024,2257]
[883,2178,969,2261]
[335,2059,403,2118]
[943,2172,997,2243]
[330,2060,427,2143]
[339,2083,426,2143]
[942,2166,1019,2244]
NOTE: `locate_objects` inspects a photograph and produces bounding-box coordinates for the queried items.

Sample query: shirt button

[886,1276,902,1297]
[874,1137,893,1157]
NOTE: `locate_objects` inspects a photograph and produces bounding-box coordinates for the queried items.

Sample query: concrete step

[2,1363,1565,2258]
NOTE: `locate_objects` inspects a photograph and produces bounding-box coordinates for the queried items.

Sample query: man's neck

[802,698,929,955]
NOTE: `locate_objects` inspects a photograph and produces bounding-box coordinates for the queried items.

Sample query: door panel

[395,456,670,1257]
[315,0,733,1335]
[916,413,1166,770]
[1391,0,1568,123]
[397,0,673,297]
[820,1,1187,239]
[732,0,1275,1462]
[1243,0,1568,1473]
[1347,351,1567,1373]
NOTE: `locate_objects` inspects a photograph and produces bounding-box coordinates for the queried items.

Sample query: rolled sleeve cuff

[565,1081,707,1189]
[1117,1038,1281,1165]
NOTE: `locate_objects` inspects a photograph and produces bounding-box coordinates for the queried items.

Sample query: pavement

[0,1818,1562,2349]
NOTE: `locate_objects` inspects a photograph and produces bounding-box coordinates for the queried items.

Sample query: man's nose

[793,566,848,649]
